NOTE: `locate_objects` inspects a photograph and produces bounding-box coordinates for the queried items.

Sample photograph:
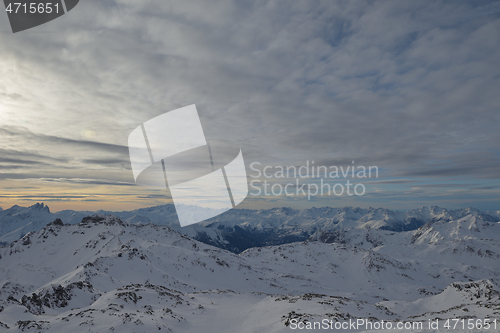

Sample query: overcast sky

[0,0,499,212]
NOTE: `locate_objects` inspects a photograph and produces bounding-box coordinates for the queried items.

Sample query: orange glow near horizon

[0,178,173,212]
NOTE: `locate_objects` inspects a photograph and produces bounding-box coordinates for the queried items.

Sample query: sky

[0,0,499,212]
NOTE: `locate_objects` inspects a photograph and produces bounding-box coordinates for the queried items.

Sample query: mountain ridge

[1,203,499,253]
[0,214,499,331]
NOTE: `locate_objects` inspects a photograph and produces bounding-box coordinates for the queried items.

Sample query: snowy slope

[0,204,53,245]
[0,214,499,332]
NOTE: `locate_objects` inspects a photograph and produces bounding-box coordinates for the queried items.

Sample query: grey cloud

[0,157,51,165]
[138,194,172,200]
[363,179,422,185]
[40,178,135,186]
[410,183,479,189]
[0,126,128,155]
[473,186,500,190]
[0,0,499,209]
[0,194,91,199]
[0,126,129,180]
[81,158,131,168]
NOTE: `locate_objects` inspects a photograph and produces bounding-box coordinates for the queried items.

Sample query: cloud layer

[0,0,499,210]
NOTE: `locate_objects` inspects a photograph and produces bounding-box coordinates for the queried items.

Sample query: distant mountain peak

[29,203,50,213]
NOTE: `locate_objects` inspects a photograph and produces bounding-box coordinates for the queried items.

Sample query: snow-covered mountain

[0,213,499,332]
[0,203,53,245]
[1,203,499,254]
